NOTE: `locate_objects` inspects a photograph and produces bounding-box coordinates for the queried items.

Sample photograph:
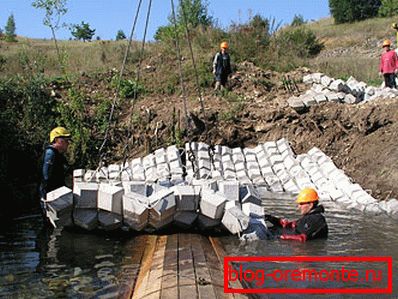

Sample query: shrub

[378,0,398,17]
[112,77,146,99]
[329,0,381,24]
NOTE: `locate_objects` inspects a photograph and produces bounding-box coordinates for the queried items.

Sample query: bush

[378,0,398,17]
[112,77,146,99]
[329,0,381,24]
[276,27,324,58]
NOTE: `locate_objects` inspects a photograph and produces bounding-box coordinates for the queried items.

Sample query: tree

[32,0,68,72]
[71,22,95,41]
[116,30,126,40]
[329,0,381,24]
[378,0,398,17]
[291,14,306,27]
[5,14,17,42]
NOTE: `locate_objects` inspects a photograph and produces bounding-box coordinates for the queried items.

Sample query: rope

[170,0,189,127]
[97,0,144,167]
[179,0,206,116]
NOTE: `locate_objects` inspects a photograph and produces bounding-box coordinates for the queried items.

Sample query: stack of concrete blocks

[130,158,146,182]
[45,186,74,228]
[198,187,227,230]
[185,142,199,182]
[120,162,132,182]
[210,145,223,180]
[97,183,124,230]
[289,72,398,111]
[73,182,99,230]
[154,148,170,182]
[96,167,108,182]
[167,145,184,184]
[260,141,284,192]
[108,164,121,181]
[143,154,157,183]
[221,146,236,180]
[73,169,85,183]
[244,148,265,186]
[232,147,251,185]
[173,185,199,228]
[197,142,211,179]
[274,138,300,194]
[379,198,398,218]
[123,191,149,231]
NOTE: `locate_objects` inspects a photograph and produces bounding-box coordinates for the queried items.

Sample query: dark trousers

[384,73,397,88]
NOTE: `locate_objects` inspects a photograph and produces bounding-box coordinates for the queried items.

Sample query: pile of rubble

[43,140,398,236]
[288,72,398,111]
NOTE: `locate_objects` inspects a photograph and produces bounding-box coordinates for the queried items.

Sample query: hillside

[1,16,397,217]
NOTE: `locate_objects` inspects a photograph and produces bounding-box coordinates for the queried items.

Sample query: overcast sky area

[0,0,330,40]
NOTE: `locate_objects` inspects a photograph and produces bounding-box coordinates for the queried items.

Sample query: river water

[0,198,397,298]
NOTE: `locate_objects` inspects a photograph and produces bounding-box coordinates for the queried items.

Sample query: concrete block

[263,141,278,155]
[143,154,156,170]
[123,192,149,231]
[197,214,220,230]
[122,181,147,196]
[260,166,274,177]
[96,167,108,181]
[325,91,340,103]
[311,73,323,84]
[98,211,122,230]
[73,182,99,209]
[235,161,246,172]
[283,179,300,193]
[131,163,146,181]
[174,211,198,228]
[265,175,284,192]
[342,94,356,104]
[222,207,250,235]
[283,156,298,171]
[197,149,209,160]
[197,142,208,151]
[303,74,314,84]
[83,170,96,182]
[224,170,236,180]
[98,183,124,215]
[225,200,241,210]
[218,180,239,202]
[46,186,73,208]
[269,154,284,165]
[108,164,121,180]
[248,168,262,180]
[73,169,85,182]
[232,153,245,163]
[329,79,346,92]
[221,146,232,156]
[364,203,383,215]
[314,94,328,104]
[272,162,285,174]
[287,97,305,111]
[242,202,265,218]
[312,84,325,93]
[148,188,176,229]
[276,138,292,155]
[200,188,227,220]
[166,145,180,161]
[172,185,198,211]
[320,75,332,87]
[239,185,261,205]
[73,208,98,231]
[379,198,398,216]
[302,95,317,107]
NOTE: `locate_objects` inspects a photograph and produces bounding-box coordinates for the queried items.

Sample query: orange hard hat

[220,41,229,49]
[382,39,391,47]
[295,188,319,204]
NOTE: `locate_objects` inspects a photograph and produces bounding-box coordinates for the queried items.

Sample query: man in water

[39,126,71,202]
[265,188,328,242]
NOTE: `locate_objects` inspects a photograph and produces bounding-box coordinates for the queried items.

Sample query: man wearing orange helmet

[264,188,328,242]
[379,39,398,89]
[212,41,232,90]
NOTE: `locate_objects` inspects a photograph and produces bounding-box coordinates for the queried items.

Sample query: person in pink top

[379,39,398,88]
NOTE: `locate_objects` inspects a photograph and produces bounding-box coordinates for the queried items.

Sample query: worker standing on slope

[379,39,398,89]
[212,41,232,91]
[264,188,328,242]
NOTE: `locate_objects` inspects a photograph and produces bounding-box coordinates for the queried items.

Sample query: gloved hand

[279,218,297,228]
[280,233,307,242]
[212,69,216,75]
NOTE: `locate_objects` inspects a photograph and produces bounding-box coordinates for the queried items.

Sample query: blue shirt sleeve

[42,148,55,182]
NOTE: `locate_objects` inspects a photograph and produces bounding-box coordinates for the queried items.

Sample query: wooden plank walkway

[128,234,250,299]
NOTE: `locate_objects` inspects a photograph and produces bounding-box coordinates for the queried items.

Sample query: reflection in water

[222,198,398,298]
[0,217,137,298]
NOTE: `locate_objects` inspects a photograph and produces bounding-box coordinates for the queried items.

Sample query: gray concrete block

[301,95,317,107]
[265,175,284,192]
[98,211,122,230]
[172,185,199,211]
[222,207,250,235]
[260,166,274,177]
[379,198,398,216]
[221,146,232,156]
[123,192,149,231]
[269,154,284,165]
[96,167,108,181]
[287,97,305,111]
[98,183,124,215]
[200,188,227,220]
[325,91,340,102]
[108,164,121,180]
[320,75,332,87]
[224,170,236,180]
[83,170,96,182]
[143,154,156,170]
[242,202,265,218]
[263,141,278,155]
[166,145,180,162]
[329,79,346,92]
[342,94,357,104]
[73,209,98,231]
[239,185,261,205]
[122,181,147,196]
[46,186,73,209]
[148,188,176,229]
[174,211,198,228]
[73,182,99,209]
[154,148,167,164]
[218,180,240,202]
[314,94,328,104]
[197,214,220,230]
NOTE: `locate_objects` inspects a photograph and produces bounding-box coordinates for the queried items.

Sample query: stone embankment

[288,73,398,111]
[44,139,398,236]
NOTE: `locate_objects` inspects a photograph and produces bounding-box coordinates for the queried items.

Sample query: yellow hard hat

[220,41,229,49]
[295,188,319,204]
[382,39,391,47]
[392,23,398,30]
[50,127,71,143]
